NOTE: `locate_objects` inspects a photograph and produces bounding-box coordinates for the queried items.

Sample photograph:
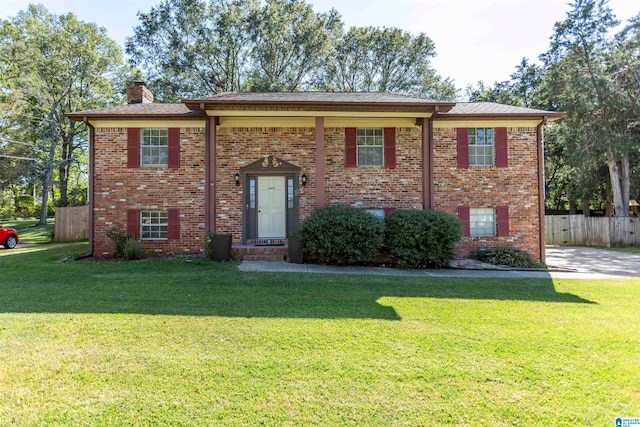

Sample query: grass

[1,218,54,244]
[1,243,639,426]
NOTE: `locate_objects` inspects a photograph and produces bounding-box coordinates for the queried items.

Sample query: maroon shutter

[127,128,140,168]
[168,128,180,168]
[167,208,180,240]
[345,128,357,167]
[383,128,396,168]
[458,206,470,237]
[456,128,469,169]
[384,207,396,218]
[496,206,510,236]
[127,209,140,239]
[495,127,508,168]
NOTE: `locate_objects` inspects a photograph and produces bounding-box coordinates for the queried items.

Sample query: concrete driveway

[546,246,640,278]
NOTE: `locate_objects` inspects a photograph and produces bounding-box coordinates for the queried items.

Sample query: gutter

[83,117,95,257]
[537,116,548,264]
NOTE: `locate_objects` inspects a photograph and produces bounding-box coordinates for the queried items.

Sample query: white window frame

[356,128,384,167]
[468,128,495,167]
[140,210,168,240]
[141,128,168,167]
[470,208,496,237]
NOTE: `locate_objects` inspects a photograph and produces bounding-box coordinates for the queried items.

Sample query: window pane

[140,210,168,240]
[141,128,168,167]
[356,128,384,166]
[468,128,494,166]
[470,208,496,237]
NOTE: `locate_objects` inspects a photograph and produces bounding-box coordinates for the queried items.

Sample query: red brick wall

[433,127,541,261]
[91,123,542,261]
[324,127,423,209]
[92,127,206,256]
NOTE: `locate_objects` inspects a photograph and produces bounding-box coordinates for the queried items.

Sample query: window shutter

[345,128,357,167]
[384,207,396,218]
[168,128,180,168]
[495,127,508,168]
[167,208,180,240]
[383,128,396,168]
[127,209,140,239]
[127,128,140,168]
[458,206,470,237]
[456,128,469,169]
[496,206,510,236]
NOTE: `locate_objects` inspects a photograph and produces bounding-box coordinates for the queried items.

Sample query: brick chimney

[126,80,154,104]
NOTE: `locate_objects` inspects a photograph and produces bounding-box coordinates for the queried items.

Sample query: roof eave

[436,112,565,121]
[182,99,456,113]
[65,112,206,122]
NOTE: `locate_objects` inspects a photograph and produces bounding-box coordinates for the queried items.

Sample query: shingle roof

[66,103,202,119]
[185,91,444,104]
[66,95,563,121]
[440,102,564,119]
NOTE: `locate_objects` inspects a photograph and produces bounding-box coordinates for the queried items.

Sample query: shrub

[123,238,144,260]
[296,205,384,265]
[106,225,131,258]
[385,209,462,269]
[473,247,531,267]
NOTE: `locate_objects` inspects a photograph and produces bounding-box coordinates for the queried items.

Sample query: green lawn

[1,243,639,426]
[1,219,54,244]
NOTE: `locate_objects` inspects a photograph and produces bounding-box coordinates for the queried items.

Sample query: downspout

[537,116,548,264]
[83,117,95,256]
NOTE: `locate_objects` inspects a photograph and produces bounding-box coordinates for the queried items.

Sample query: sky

[2,0,639,92]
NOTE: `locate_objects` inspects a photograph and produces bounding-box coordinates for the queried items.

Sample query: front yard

[1,243,638,425]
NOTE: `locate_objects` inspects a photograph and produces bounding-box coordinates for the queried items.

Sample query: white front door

[258,176,286,239]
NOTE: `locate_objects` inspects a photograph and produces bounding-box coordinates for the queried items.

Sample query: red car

[0,225,19,249]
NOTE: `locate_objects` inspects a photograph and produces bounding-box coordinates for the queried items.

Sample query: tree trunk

[58,161,68,207]
[608,151,629,217]
[605,176,613,217]
[582,198,590,217]
[39,155,54,225]
[569,198,577,215]
[39,112,61,225]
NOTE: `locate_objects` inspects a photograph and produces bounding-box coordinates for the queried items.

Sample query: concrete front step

[242,254,286,261]
[232,243,289,261]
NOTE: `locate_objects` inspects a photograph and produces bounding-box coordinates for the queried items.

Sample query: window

[470,208,496,237]
[141,128,168,167]
[366,209,385,220]
[468,128,494,166]
[140,210,168,240]
[357,128,384,167]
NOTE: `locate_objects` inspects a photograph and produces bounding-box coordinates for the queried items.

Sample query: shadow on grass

[0,247,596,320]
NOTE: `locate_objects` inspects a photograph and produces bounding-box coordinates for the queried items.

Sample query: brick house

[67,82,563,262]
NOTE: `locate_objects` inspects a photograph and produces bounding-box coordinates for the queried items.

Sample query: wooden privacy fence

[546,215,640,247]
[54,206,89,242]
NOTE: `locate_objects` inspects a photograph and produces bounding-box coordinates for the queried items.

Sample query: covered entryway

[241,156,301,244]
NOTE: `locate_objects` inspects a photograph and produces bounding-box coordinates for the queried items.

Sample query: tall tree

[320,26,456,100]
[127,0,257,101]
[542,0,638,217]
[246,0,342,91]
[1,4,123,223]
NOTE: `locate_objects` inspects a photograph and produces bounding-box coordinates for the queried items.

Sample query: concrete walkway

[239,246,638,279]
[546,246,640,278]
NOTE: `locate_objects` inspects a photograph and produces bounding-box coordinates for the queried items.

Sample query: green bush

[123,238,144,260]
[106,225,132,258]
[385,209,462,269]
[296,205,384,265]
[473,247,532,267]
